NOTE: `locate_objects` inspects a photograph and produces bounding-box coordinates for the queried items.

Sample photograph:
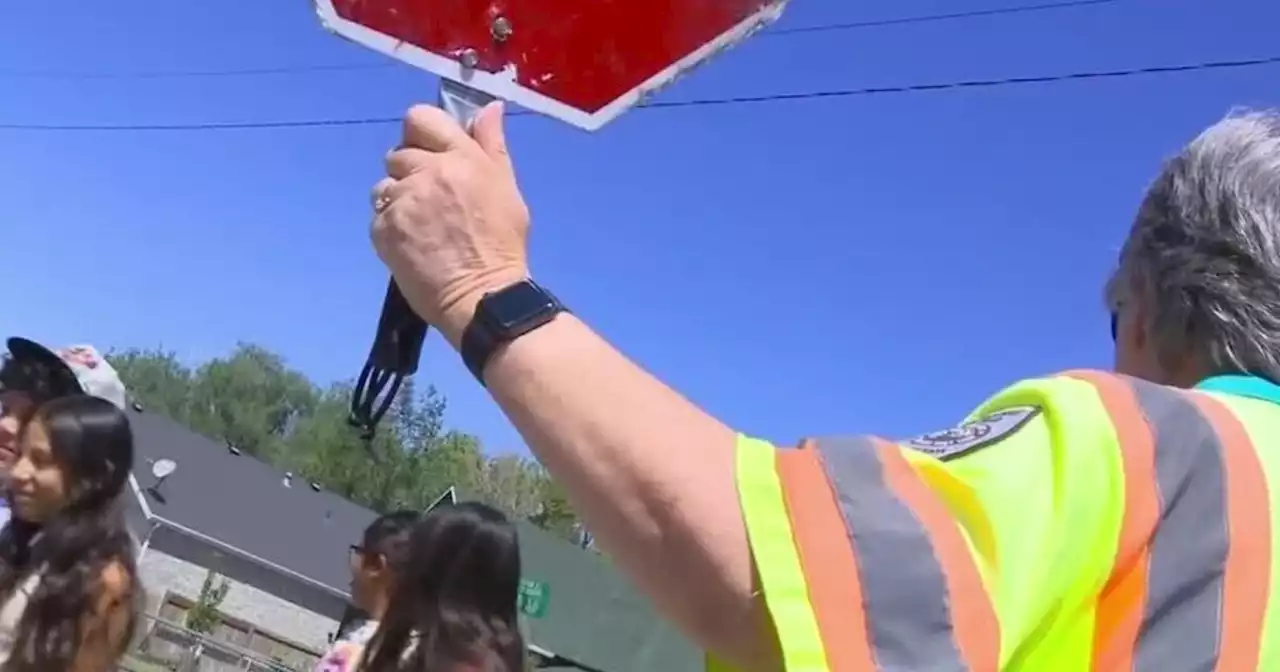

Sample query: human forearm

[373,105,776,668]
[472,312,773,667]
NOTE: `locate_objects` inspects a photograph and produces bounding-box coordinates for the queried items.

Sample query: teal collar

[1195,374,1280,405]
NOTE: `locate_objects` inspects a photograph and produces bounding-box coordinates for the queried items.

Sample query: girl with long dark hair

[0,394,139,671]
[314,510,419,672]
[358,502,525,672]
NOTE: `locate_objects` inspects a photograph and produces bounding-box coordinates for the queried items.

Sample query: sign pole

[439,78,497,130]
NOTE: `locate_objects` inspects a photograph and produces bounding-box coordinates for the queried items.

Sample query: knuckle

[387,148,422,168]
[403,105,451,140]
[382,151,400,173]
[404,104,436,127]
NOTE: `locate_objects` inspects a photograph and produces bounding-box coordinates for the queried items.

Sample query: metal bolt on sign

[491,16,513,42]
[458,48,481,69]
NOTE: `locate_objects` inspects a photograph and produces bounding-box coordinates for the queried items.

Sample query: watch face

[486,281,558,332]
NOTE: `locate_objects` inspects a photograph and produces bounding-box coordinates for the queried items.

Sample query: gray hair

[1106,109,1280,378]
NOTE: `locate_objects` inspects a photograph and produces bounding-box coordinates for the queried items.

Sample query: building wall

[137,543,340,653]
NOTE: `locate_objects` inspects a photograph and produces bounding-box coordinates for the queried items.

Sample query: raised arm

[371,103,772,668]
[367,103,1135,671]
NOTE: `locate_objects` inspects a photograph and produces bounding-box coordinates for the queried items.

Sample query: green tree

[282,380,484,513]
[186,343,317,460]
[108,344,582,536]
[108,348,194,422]
[110,344,318,461]
[185,570,230,634]
[410,431,486,508]
[477,454,543,519]
[530,475,578,541]
[282,383,389,506]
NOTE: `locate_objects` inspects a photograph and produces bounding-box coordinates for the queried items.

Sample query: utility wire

[767,0,1115,36]
[0,0,1116,81]
[2,54,1274,133]
[645,55,1280,108]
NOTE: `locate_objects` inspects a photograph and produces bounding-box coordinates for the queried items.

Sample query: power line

[644,55,1280,108]
[2,54,1274,133]
[0,61,383,81]
[0,0,1116,81]
[767,0,1115,36]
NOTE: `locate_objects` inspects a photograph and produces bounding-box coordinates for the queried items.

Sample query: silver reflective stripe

[1130,380,1228,671]
[815,436,968,671]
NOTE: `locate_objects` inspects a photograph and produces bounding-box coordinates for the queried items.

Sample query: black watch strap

[460,280,566,384]
[460,319,499,383]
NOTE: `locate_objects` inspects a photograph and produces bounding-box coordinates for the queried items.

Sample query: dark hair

[0,395,139,671]
[361,510,419,563]
[337,510,419,640]
[359,502,525,672]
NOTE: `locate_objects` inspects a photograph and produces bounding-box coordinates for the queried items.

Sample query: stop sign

[316,0,788,131]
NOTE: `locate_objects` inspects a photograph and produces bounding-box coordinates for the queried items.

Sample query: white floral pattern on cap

[53,345,129,411]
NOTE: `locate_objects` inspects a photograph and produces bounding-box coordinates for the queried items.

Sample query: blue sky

[0,0,1274,454]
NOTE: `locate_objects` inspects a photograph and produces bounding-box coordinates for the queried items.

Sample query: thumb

[472,101,513,172]
[402,104,470,153]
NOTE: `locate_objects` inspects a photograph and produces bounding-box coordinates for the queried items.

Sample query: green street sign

[517,579,550,618]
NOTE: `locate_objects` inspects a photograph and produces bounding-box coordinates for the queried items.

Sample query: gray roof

[127,407,373,596]
[126,408,699,672]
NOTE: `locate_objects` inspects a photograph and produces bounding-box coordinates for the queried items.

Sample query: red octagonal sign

[316,0,788,131]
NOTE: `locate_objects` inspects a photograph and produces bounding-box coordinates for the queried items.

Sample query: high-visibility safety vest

[728,370,1280,671]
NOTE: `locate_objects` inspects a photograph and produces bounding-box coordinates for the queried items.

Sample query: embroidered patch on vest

[903,406,1041,461]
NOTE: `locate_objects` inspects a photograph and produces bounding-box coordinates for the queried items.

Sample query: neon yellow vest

[724,371,1280,671]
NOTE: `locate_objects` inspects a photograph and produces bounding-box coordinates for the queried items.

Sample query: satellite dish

[151,459,177,480]
[145,459,178,503]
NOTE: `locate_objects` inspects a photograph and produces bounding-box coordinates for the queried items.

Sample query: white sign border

[314,0,788,131]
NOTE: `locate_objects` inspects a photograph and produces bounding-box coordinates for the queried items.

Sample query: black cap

[0,337,86,401]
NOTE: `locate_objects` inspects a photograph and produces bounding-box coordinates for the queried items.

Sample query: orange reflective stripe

[872,438,1000,671]
[1062,370,1159,669]
[1062,373,1273,669]
[1192,393,1271,672]
[776,443,875,670]
[766,371,1277,671]
[798,435,998,670]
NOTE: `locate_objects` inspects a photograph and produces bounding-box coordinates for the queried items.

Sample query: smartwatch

[460,279,567,383]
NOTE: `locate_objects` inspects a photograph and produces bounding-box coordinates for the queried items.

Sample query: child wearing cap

[0,340,129,523]
[0,338,138,671]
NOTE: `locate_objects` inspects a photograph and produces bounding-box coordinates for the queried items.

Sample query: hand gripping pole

[348,80,496,449]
